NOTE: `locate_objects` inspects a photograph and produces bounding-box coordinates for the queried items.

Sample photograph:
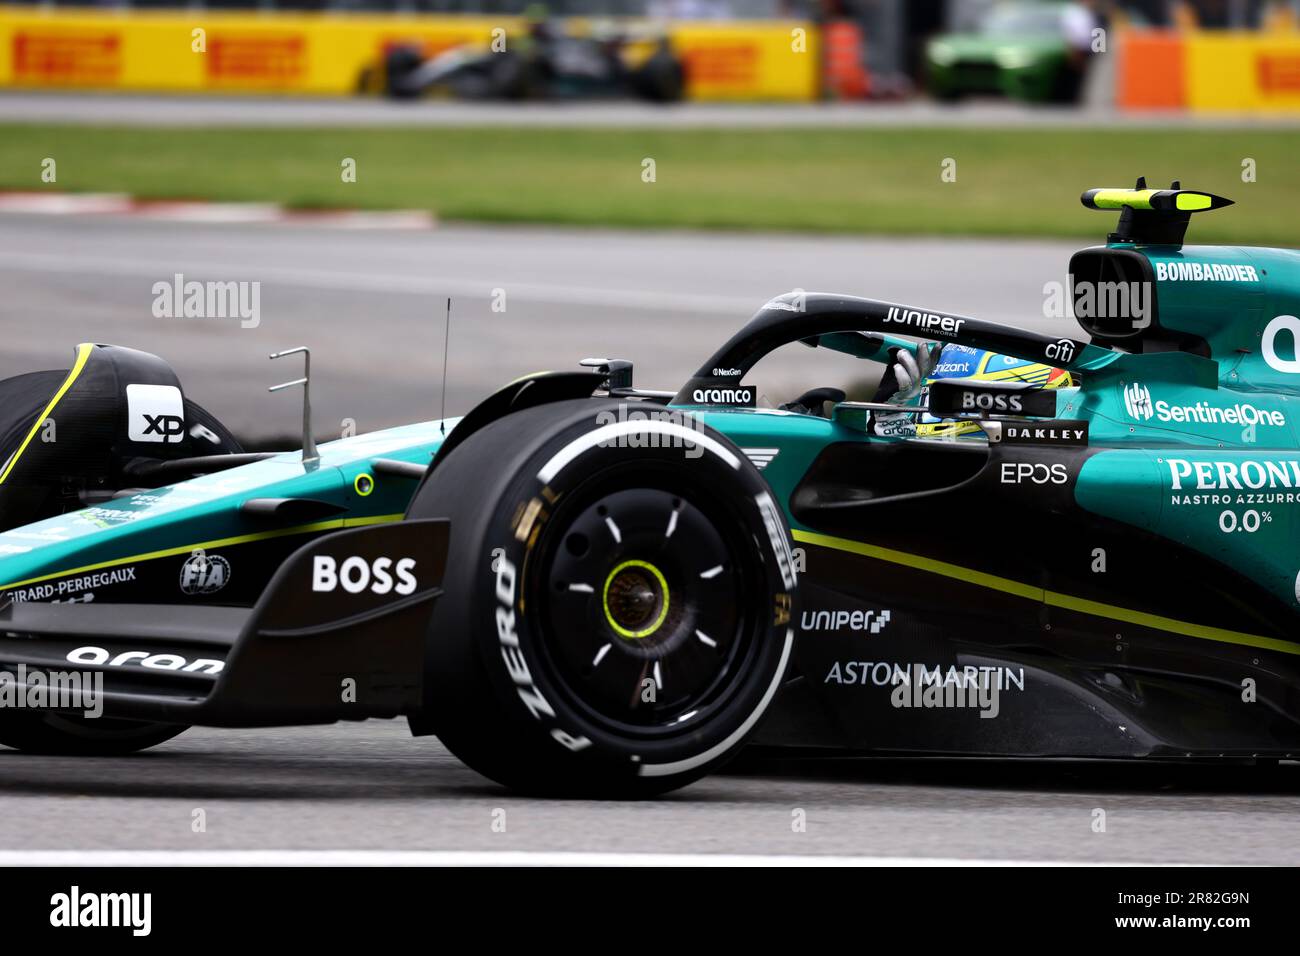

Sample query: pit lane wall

[1118,28,1300,113]
[0,6,819,101]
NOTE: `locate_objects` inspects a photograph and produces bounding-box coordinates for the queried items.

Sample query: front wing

[0,519,448,726]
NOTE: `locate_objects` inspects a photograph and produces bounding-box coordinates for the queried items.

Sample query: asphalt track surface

[4,91,1300,128]
[0,213,1082,443]
[2,214,1300,863]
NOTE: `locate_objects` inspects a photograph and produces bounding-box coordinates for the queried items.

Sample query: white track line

[0,850,1197,867]
[0,192,133,215]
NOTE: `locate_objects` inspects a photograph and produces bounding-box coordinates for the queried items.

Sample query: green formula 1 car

[926,2,1084,103]
[0,179,1297,796]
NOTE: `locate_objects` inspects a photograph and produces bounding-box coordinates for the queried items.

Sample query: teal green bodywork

[5,234,1300,622]
[0,420,456,596]
[685,240,1300,619]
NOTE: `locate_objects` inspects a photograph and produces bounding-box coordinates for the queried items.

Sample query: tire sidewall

[430,401,797,781]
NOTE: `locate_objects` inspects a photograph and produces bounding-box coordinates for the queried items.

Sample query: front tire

[0,713,186,756]
[409,400,798,797]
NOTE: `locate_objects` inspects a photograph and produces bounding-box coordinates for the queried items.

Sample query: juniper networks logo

[1124,382,1154,421]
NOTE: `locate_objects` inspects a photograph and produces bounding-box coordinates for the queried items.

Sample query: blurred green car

[926,2,1081,104]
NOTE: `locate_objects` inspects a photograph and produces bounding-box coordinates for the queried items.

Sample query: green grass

[2,124,1297,243]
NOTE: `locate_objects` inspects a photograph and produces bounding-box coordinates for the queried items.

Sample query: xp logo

[1044,339,1077,364]
[179,551,230,595]
[126,384,185,444]
[311,555,417,595]
[1263,315,1300,374]
[1124,382,1154,421]
[142,414,184,441]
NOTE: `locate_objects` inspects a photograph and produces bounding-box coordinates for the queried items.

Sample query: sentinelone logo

[1125,382,1286,428]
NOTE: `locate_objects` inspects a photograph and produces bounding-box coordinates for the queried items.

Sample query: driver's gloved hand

[870,342,942,438]
[872,342,943,404]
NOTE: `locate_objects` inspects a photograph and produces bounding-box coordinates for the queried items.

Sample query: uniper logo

[1124,382,1154,421]
[1263,315,1300,374]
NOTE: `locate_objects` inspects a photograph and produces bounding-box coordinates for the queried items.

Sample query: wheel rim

[537,480,754,734]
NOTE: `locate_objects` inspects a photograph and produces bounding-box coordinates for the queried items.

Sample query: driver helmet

[915,344,1073,438]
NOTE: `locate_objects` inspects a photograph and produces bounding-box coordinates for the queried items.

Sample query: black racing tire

[382,46,426,99]
[0,368,210,754]
[0,713,186,756]
[630,50,685,103]
[408,399,798,797]
[0,378,241,532]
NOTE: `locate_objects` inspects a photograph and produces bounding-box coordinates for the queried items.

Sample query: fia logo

[179,551,230,595]
[1124,382,1154,421]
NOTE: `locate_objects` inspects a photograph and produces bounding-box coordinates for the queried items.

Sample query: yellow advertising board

[0,7,818,101]
[1185,31,1300,113]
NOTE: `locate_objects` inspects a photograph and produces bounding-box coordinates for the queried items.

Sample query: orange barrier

[1116,29,1186,110]
[822,20,868,100]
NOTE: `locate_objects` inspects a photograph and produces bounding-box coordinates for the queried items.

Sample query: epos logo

[1000,462,1069,485]
[312,555,417,595]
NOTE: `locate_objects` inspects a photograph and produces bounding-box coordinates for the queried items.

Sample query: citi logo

[1124,382,1154,420]
[1045,338,1077,364]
